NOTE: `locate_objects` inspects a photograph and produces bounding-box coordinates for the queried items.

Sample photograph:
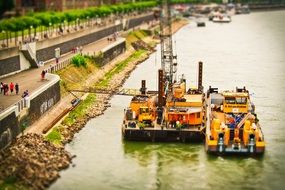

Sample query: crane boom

[160,0,177,91]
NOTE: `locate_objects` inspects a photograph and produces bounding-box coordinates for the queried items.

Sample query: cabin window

[197,112,200,118]
[236,97,247,104]
[225,97,236,104]
[140,108,149,114]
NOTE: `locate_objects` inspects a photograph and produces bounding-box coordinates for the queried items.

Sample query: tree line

[0,1,156,45]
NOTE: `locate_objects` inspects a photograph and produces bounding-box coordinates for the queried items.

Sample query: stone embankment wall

[97,38,126,66]
[0,108,19,150]
[0,56,20,76]
[249,3,285,11]
[36,24,123,62]
[127,14,155,30]
[29,81,61,124]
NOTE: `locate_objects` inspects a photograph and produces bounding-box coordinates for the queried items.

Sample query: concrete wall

[0,56,21,76]
[29,79,61,124]
[0,107,19,149]
[92,38,126,67]
[36,24,123,62]
[127,14,155,30]
[102,39,126,65]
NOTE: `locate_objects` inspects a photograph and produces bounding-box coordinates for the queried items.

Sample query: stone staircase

[21,44,39,68]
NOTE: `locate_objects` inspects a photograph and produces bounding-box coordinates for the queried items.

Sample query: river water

[50,11,285,190]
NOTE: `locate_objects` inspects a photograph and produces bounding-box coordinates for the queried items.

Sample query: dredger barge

[122,63,205,142]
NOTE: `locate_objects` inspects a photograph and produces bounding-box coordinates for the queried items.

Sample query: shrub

[71,54,87,67]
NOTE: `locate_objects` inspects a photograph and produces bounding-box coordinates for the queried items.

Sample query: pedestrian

[22,90,28,98]
[9,82,14,94]
[41,70,46,80]
[4,84,8,95]
[0,82,3,94]
[15,83,19,95]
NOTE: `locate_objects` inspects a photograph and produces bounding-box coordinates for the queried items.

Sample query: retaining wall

[95,38,126,66]
[28,76,61,124]
[127,14,155,30]
[0,56,20,76]
[0,107,19,149]
[36,24,123,62]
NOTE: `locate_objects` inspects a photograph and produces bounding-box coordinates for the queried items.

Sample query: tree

[0,0,14,18]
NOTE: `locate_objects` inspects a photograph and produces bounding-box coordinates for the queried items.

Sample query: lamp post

[76,18,79,29]
[29,25,33,41]
[87,16,89,27]
[95,15,98,26]
[103,14,106,25]
[49,22,52,36]
[1,30,5,47]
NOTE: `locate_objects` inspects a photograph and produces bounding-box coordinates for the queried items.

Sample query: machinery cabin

[164,78,204,129]
[124,95,155,128]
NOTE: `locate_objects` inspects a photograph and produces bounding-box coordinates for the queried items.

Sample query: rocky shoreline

[0,19,188,190]
[0,134,73,190]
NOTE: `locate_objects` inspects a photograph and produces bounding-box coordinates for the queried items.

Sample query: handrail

[0,97,29,116]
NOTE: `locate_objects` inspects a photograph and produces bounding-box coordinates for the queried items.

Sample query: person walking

[41,70,46,80]
[4,84,8,95]
[0,82,3,94]
[15,83,19,95]
[9,82,14,94]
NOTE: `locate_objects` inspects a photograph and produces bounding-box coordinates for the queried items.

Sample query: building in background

[15,0,115,14]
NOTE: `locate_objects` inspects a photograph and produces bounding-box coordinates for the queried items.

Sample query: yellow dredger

[205,87,265,154]
[122,62,205,142]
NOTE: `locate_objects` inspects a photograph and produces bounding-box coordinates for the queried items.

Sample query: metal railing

[46,58,72,73]
[16,98,28,113]
[0,97,29,116]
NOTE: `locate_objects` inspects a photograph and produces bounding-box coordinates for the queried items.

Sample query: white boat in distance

[212,14,231,23]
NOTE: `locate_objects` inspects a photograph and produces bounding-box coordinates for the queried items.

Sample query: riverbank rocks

[0,133,72,190]
[131,40,154,51]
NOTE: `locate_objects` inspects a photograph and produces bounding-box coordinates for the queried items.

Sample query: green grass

[62,94,96,126]
[0,176,27,190]
[45,127,62,145]
[96,49,147,88]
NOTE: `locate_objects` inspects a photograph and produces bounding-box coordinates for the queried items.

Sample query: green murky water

[50,11,285,190]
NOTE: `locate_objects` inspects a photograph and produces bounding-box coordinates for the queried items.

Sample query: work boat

[122,63,205,142]
[205,87,265,155]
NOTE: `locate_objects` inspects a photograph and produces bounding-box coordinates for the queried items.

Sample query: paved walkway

[0,36,117,112]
